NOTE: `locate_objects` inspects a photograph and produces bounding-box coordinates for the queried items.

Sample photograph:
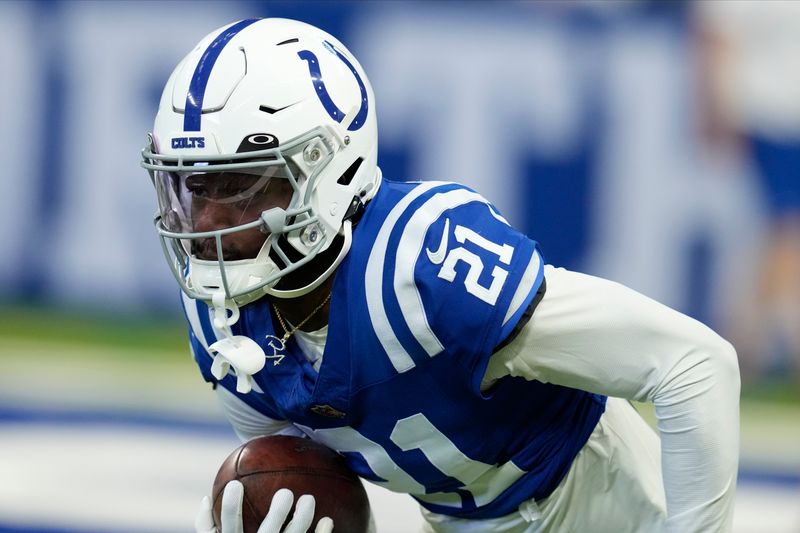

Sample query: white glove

[195,480,334,533]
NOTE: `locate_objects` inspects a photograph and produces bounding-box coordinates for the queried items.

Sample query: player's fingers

[314,516,334,533]
[281,494,316,533]
[194,496,216,533]
[220,480,245,533]
[256,488,294,533]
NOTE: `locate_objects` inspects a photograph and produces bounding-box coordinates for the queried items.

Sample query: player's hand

[194,480,334,533]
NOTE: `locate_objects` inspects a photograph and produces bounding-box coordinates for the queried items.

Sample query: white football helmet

[142,18,380,304]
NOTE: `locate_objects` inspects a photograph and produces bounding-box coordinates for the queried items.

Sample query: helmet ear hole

[337,157,363,186]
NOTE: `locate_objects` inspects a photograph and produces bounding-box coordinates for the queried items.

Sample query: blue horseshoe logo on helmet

[297,41,368,132]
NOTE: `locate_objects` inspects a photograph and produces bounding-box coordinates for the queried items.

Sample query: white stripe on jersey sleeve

[394,188,498,357]
[365,181,444,373]
[487,204,510,225]
[215,386,302,442]
[502,250,542,326]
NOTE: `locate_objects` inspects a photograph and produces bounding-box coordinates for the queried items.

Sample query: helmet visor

[153,164,295,234]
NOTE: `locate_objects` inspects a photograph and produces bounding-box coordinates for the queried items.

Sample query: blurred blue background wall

[0,0,797,380]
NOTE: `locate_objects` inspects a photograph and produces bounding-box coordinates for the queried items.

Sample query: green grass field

[0,303,189,359]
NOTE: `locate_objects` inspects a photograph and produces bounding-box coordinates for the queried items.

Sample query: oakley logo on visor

[171,136,206,149]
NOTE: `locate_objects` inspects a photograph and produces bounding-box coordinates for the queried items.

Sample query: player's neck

[268,276,334,333]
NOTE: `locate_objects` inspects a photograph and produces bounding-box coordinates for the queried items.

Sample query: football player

[142,18,740,533]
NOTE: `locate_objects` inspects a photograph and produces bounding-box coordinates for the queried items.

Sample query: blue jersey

[184,180,606,519]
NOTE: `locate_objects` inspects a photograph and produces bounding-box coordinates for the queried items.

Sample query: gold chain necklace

[272,292,332,345]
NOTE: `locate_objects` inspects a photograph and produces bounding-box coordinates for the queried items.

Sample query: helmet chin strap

[266,219,353,299]
[206,290,268,394]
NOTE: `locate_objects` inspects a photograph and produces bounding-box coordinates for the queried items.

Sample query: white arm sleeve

[215,386,305,442]
[486,266,740,533]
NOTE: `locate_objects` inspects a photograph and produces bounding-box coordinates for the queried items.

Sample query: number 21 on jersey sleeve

[431,220,515,306]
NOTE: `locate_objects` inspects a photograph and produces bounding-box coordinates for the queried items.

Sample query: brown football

[211,435,371,533]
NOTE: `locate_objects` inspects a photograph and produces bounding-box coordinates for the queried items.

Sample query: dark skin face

[187,171,332,330]
[188,172,291,260]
